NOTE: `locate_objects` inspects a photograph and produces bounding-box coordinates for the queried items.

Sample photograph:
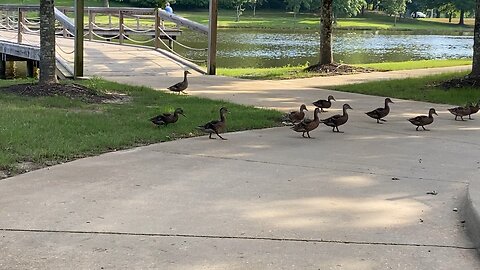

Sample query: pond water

[175,29,474,68]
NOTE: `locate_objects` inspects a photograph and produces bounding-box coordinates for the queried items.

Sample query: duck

[320,103,353,133]
[150,108,185,126]
[312,95,336,112]
[291,108,321,138]
[448,106,471,121]
[168,70,191,94]
[468,100,480,119]
[283,104,308,125]
[197,107,229,140]
[408,108,437,131]
[365,97,394,123]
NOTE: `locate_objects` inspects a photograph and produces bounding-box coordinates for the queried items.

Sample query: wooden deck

[0,30,202,79]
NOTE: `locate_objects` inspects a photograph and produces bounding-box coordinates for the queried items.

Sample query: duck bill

[181,113,187,117]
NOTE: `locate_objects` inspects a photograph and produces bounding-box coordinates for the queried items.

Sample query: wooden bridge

[0,5,212,79]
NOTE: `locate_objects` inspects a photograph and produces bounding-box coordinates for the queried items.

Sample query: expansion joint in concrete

[0,228,475,250]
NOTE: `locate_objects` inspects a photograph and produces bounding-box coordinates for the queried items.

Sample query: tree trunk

[253,4,256,17]
[470,0,480,78]
[394,14,397,26]
[459,9,465,25]
[39,0,57,85]
[319,0,333,65]
[104,0,112,26]
[449,13,452,23]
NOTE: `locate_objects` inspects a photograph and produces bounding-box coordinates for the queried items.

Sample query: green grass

[0,78,282,176]
[357,59,472,71]
[328,71,480,106]
[217,59,472,80]
[176,10,473,31]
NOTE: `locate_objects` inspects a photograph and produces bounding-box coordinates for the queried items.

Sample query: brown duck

[291,108,321,138]
[284,104,308,124]
[168,70,191,94]
[468,99,480,119]
[321,104,353,133]
[448,106,471,121]
[312,95,335,112]
[150,108,185,126]
[408,108,437,131]
[197,107,229,140]
[365,98,394,123]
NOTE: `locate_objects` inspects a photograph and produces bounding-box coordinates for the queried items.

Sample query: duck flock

[284,96,479,137]
[153,72,479,139]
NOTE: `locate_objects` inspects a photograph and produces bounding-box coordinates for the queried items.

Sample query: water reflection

[175,29,473,68]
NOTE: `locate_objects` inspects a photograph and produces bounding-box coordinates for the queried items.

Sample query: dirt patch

[0,83,130,103]
[439,76,480,89]
[304,63,376,75]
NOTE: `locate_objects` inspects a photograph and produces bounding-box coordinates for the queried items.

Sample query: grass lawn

[327,71,480,106]
[217,59,472,80]
[0,78,282,177]
[177,10,473,31]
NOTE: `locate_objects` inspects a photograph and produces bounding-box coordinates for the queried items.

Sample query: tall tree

[319,0,333,65]
[470,0,480,78]
[39,0,57,85]
[453,0,475,25]
[284,0,311,17]
[382,0,407,26]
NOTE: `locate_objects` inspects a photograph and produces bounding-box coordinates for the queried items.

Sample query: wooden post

[0,58,6,79]
[207,0,218,75]
[119,11,124,44]
[26,60,35,78]
[17,9,23,44]
[154,9,160,49]
[74,0,84,78]
[88,10,93,41]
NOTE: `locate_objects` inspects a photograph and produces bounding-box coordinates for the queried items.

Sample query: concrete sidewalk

[1,67,480,269]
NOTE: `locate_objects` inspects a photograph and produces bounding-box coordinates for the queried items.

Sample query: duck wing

[150,113,171,125]
[198,120,223,133]
[313,100,327,107]
[321,114,341,127]
[365,108,384,119]
[408,115,427,125]
[291,118,313,132]
[168,80,188,92]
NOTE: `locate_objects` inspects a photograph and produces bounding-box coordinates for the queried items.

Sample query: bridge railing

[0,5,209,72]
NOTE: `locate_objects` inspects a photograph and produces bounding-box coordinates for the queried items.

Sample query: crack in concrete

[152,150,469,184]
[0,228,474,250]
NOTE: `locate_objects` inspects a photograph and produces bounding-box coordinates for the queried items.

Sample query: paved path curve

[1,51,479,269]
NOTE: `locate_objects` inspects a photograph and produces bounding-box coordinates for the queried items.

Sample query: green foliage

[334,0,367,17]
[173,0,209,8]
[381,0,407,16]
[284,0,311,16]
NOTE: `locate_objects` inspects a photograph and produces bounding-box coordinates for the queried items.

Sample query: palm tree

[39,0,57,85]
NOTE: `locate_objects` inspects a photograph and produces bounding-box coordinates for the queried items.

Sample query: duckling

[448,106,471,121]
[283,104,308,125]
[312,95,336,112]
[291,108,321,138]
[468,99,480,119]
[320,103,353,133]
[168,70,191,94]
[197,107,229,140]
[150,108,185,126]
[365,98,394,123]
[408,108,437,131]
